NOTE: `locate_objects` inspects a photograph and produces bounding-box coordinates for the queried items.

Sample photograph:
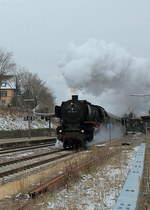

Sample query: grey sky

[0,0,150,101]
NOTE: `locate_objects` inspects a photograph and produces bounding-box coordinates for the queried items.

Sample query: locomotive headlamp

[81,129,84,133]
[59,129,62,133]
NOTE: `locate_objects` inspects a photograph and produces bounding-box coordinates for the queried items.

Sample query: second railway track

[0,141,56,155]
[0,149,63,167]
[0,150,74,179]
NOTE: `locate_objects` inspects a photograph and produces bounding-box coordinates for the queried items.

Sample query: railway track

[0,141,55,155]
[0,149,63,167]
[0,150,73,179]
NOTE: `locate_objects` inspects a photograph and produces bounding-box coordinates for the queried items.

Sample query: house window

[1,83,7,87]
[2,100,6,104]
[0,90,7,97]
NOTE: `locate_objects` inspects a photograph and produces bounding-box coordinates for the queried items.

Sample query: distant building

[141,114,150,134]
[0,76,16,106]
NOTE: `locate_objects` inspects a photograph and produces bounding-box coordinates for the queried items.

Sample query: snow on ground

[40,145,138,210]
[0,115,49,130]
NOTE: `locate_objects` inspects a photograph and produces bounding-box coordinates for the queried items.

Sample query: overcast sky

[0,0,150,106]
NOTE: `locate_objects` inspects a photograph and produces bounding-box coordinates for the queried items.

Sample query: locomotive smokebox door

[72,95,78,101]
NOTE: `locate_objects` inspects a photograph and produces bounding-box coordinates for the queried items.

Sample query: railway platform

[0,136,56,149]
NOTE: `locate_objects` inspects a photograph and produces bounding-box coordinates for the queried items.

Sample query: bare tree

[0,48,54,111]
[15,69,55,112]
[0,49,16,86]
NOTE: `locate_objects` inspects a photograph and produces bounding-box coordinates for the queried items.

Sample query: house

[0,76,16,106]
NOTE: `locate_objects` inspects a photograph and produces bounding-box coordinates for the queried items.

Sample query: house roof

[1,77,16,90]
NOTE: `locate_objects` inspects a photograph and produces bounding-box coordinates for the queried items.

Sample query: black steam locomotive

[55,95,108,149]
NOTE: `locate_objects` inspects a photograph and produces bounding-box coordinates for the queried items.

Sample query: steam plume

[59,39,150,115]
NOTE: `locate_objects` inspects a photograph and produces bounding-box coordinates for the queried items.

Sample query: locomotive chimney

[72,95,78,101]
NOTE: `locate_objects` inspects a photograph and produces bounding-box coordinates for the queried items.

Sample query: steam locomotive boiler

[55,95,107,149]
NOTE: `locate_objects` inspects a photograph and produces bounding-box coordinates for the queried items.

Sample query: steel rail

[29,160,93,198]
[29,147,120,198]
[0,152,72,178]
[0,142,55,155]
[0,149,63,167]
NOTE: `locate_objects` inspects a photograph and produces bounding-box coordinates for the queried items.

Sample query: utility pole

[24,98,35,139]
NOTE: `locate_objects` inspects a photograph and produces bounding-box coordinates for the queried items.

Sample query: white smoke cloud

[59,39,150,116]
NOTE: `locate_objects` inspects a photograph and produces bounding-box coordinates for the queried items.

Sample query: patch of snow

[43,146,137,210]
[0,114,49,130]
[95,143,106,147]
[15,152,34,158]
[133,145,140,153]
